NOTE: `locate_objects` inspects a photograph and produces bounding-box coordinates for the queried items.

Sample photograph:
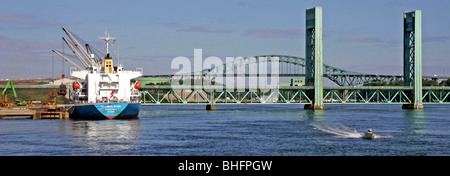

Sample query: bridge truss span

[140,86,450,105]
[144,55,429,86]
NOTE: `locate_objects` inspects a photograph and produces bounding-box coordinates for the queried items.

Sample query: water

[0,104,448,156]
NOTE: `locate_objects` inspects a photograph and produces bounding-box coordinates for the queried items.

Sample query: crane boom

[2,81,17,98]
[85,43,95,61]
[62,37,90,68]
[61,26,95,66]
[52,49,85,70]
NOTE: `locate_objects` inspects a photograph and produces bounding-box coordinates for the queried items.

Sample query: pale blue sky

[1,0,450,79]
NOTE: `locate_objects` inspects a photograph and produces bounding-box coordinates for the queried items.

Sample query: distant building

[291,78,305,86]
[49,78,76,85]
[278,78,305,87]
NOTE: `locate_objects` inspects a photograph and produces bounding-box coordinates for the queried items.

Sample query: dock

[0,107,69,120]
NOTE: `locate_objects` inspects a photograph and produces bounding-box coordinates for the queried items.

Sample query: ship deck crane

[62,37,90,68]
[52,49,85,70]
[53,26,110,72]
[62,26,96,67]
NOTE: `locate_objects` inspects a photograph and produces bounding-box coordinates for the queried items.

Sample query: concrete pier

[206,104,215,111]
[402,104,424,110]
[304,104,325,110]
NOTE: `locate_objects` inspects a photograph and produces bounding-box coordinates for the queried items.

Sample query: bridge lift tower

[403,10,423,109]
[304,6,324,110]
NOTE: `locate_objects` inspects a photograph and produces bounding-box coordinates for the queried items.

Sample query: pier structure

[0,84,70,119]
[138,7,450,110]
[0,107,69,120]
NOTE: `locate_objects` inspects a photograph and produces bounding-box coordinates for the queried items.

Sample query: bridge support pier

[402,10,423,110]
[304,6,324,110]
[206,104,215,111]
[402,104,424,110]
[304,104,325,110]
[206,91,215,111]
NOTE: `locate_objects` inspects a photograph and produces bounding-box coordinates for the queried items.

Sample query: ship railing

[118,70,143,75]
[136,68,143,75]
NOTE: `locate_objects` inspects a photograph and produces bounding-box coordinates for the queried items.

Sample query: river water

[0,104,448,156]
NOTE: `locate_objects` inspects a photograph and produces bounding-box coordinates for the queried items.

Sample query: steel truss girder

[422,89,450,104]
[323,88,412,104]
[140,86,450,105]
[141,86,314,105]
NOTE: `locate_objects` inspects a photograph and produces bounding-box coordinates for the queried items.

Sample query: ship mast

[99,30,115,55]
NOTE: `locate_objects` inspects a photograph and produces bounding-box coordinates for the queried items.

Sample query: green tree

[439,79,449,86]
[422,79,439,86]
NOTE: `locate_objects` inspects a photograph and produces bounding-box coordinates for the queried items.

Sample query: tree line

[363,78,450,86]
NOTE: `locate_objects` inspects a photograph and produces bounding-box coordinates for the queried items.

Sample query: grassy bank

[2,89,66,104]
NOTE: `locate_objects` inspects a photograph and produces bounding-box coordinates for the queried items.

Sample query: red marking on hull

[106,116,115,120]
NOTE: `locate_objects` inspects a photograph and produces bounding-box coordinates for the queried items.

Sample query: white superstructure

[53,26,143,104]
[70,66,142,103]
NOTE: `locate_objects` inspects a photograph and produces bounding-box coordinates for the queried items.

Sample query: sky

[1,0,450,80]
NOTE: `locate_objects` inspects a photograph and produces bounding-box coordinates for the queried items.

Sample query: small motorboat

[362,127,376,140]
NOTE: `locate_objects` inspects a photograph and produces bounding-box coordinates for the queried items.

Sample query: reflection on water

[403,110,426,134]
[70,120,141,153]
[304,109,324,120]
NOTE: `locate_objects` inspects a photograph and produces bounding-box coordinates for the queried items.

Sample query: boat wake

[310,122,392,139]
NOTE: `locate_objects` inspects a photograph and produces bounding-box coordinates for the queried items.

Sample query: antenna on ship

[99,29,116,73]
[117,43,120,66]
[99,30,115,56]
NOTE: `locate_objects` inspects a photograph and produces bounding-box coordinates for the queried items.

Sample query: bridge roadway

[4,83,450,111]
[141,74,306,78]
[4,84,450,106]
[140,85,450,105]
[141,73,450,80]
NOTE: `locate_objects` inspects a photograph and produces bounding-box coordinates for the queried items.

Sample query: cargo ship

[53,26,143,120]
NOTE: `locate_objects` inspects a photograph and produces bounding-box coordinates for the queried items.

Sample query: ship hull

[69,103,141,120]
